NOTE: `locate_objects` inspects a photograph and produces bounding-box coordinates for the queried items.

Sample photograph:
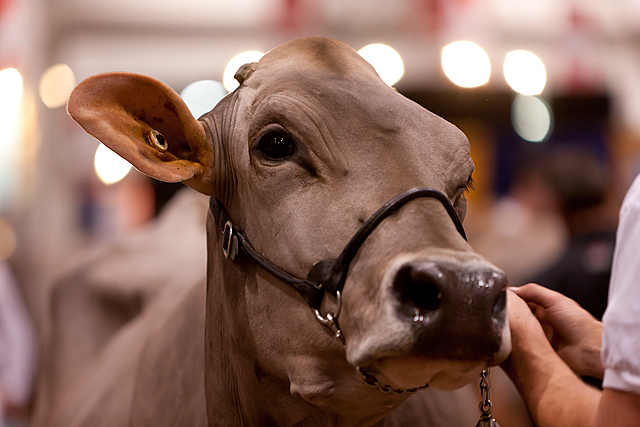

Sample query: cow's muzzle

[345,253,510,391]
[392,259,508,360]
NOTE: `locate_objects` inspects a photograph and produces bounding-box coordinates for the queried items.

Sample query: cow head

[69,37,510,424]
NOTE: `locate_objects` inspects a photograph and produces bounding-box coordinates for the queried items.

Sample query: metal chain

[475,368,501,427]
[479,368,493,416]
[357,367,429,395]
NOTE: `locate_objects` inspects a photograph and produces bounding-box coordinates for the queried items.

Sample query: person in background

[532,148,616,321]
[466,152,573,427]
[468,154,568,289]
[0,260,38,427]
[504,171,640,427]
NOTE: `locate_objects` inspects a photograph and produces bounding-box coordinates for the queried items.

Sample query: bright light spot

[511,95,553,142]
[223,51,264,92]
[180,80,227,118]
[441,41,491,88]
[0,68,23,210]
[94,144,132,185]
[358,43,404,86]
[39,64,76,108]
[504,50,546,95]
[0,217,17,260]
[0,68,22,141]
[0,68,23,111]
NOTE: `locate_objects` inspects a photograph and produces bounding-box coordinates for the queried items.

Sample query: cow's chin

[367,356,486,391]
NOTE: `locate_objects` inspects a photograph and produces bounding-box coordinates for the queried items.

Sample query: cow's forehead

[261,38,377,79]
[233,39,444,134]
[239,37,382,96]
[214,37,472,182]
[238,38,462,139]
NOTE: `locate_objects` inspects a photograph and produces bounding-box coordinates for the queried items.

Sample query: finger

[541,322,554,343]
[507,289,542,324]
[506,289,531,315]
[506,290,554,343]
[530,302,546,320]
[510,283,565,309]
[526,301,540,313]
[530,303,555,337]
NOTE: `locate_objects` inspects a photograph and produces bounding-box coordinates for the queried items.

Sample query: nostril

[393,265,443,319]
[492,289,507,319]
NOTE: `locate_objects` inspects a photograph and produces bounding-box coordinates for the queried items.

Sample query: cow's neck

[204,219,407,426]
[204,238,327,425]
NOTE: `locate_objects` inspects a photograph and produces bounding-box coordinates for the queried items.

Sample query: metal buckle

[314,290,345,345]
[222,221,237,260]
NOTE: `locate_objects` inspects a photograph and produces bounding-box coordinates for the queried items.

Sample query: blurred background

[2,0,640,425]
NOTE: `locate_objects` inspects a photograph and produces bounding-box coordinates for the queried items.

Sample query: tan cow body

[44,37,510,426]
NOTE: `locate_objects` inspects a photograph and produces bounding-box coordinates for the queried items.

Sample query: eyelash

[464,177,475,193]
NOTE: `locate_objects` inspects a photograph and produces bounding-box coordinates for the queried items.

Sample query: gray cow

[33,189,483,427]
[51,37,510,426]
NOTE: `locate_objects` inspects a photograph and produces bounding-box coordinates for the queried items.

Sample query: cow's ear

[68,72,215,195]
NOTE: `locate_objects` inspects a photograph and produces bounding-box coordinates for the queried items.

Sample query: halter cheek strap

[210,199,325,308]
[209,187,466,312]
[210,188,467,393]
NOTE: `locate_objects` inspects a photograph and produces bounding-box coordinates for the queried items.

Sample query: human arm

[505,175,640,427]
[502,289,601,427]
[510,283,603,379]
[596,388,640,427]
[504,288,640,427]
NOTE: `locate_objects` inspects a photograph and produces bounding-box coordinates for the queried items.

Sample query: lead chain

[475,369,501,427]
[357,367,429,395]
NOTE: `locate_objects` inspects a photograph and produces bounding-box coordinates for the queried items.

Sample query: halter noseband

[210,187,466,393]
[210,187,466,312]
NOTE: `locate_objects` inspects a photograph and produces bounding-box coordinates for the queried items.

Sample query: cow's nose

[392,260,508,360]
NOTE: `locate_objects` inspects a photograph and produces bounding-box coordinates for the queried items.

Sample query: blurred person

[0,260,38,427]
[469,154,568,290]
[531,148,616,321]
[504,170,640,427]
[467,154,572,427]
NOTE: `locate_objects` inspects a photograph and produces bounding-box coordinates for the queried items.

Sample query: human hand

[511,283,604,379]
[501,288,552,379]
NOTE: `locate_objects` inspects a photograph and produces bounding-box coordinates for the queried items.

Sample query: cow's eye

[257,132,295,160]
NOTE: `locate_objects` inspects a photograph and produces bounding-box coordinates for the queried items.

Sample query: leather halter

[209,187,467,313]
[210,188,467,393]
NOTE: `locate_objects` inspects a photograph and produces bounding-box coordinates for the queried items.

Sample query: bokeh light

[0,68,22,142]
[94,143,132,185]
[511,94,553,142]
[358,43,404,86]
[223,51,264,92]
[0,68,23,112]
[504,50,546,95]
[180,80,227,118]
[441,41,491,88]
[39,64,76,108]
[0,68,23,210]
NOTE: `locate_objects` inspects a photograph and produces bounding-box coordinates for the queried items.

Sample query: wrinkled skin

[67,37,511,426]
